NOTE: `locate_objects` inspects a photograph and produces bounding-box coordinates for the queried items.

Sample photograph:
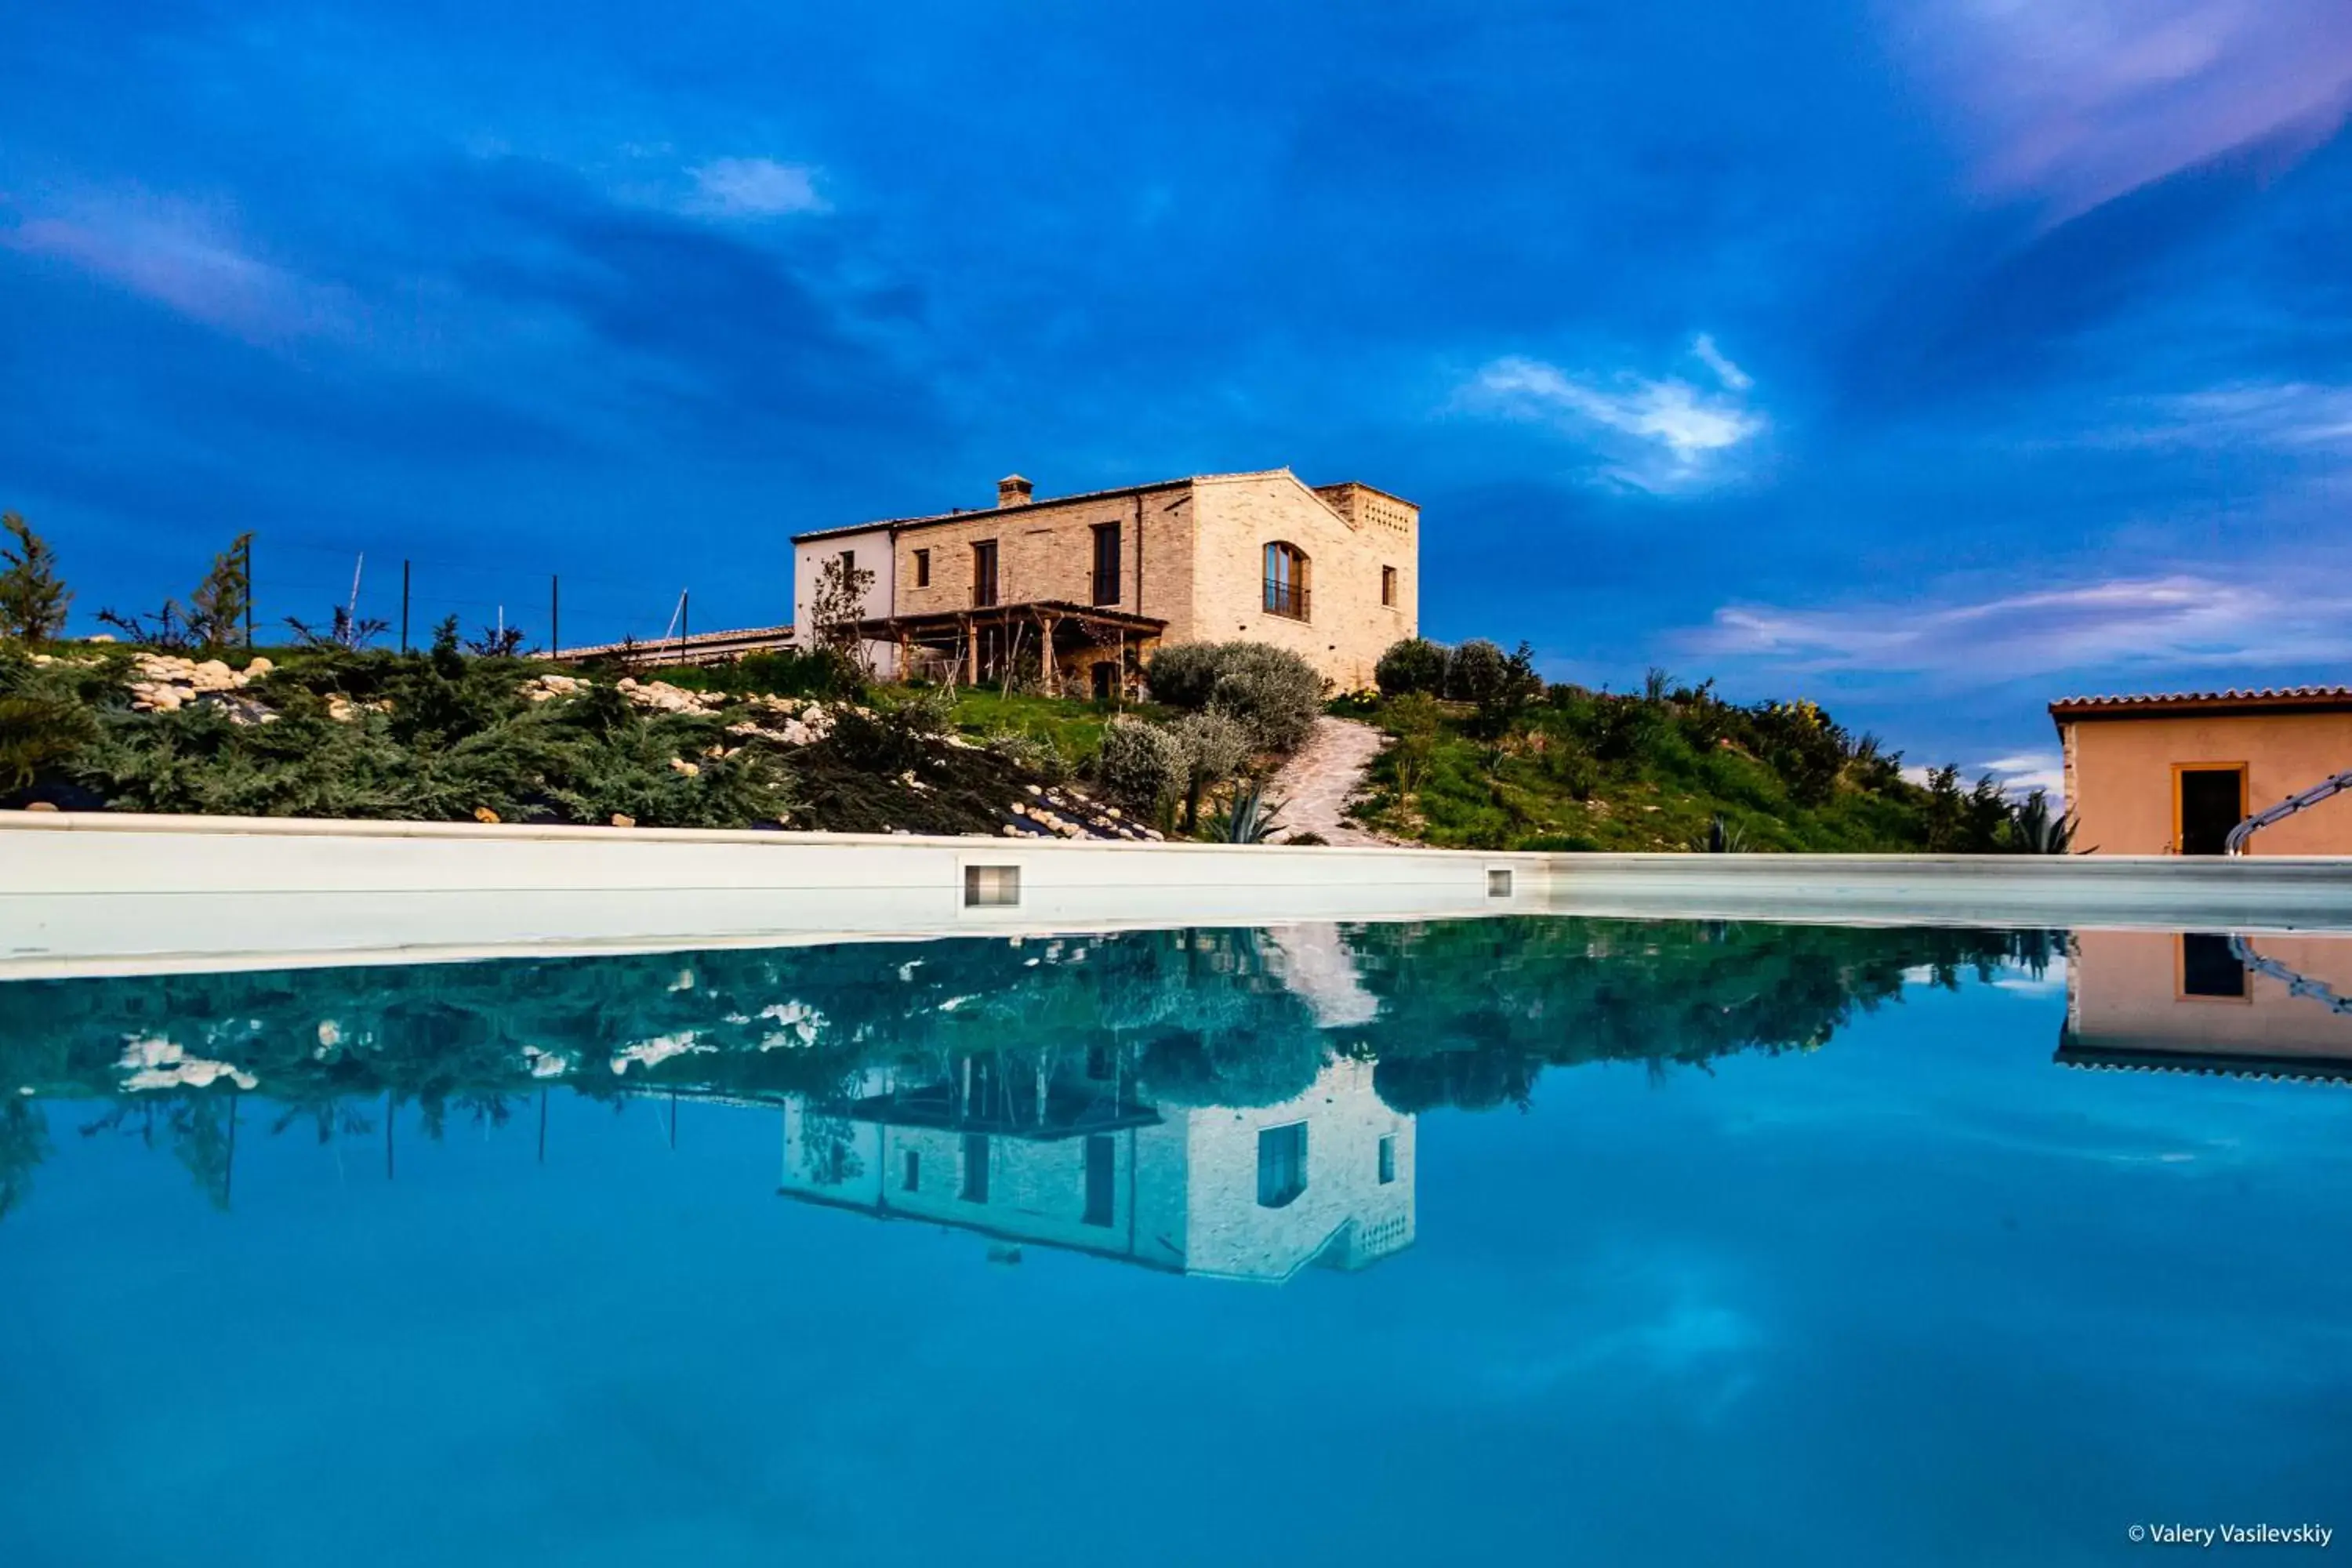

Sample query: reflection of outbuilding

[778,1053,1416,1281]
[2058,929,2352,1083]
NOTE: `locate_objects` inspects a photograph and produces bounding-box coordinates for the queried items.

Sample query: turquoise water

[2,919,2347,1566]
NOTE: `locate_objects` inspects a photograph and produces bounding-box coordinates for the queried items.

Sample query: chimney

[996,474,1033,508]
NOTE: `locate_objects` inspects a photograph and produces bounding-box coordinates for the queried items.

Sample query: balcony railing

[1263,579,1310,620]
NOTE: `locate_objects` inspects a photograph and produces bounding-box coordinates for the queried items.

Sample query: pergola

[854,600,1167,695]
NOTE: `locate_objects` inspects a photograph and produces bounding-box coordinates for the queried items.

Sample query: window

[2180,933,2249,1000]
[1488,868,1513,898]
[961,1134,990,1202]
[1381,565,1398,607]
[1377,1134,1396,1185]
[913,548,931,588]
[1083,1135,1115,1227]
[1091,661,1116,702]
[1084,1041,1112,1080]
[1264,543,1309,620]
[839,548,855,577]
[902,1150,920,1192]
[1257,1122,1308,1208]
[971,539,999,607]
[1091,521,1122,605]
[964,865,1020,907]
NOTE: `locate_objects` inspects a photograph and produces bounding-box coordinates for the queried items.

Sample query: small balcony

[1263,579,1310,621]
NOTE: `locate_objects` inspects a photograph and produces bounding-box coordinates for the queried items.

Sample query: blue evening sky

[7,1,2351,789]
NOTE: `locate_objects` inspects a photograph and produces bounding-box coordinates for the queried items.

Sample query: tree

[180,533,254,648]
[808,554,877,666]
[0,514,71,644]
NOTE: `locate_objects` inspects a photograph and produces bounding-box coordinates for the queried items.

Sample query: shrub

[1444,639,1510,703]
[825,688,953,775]
[1375,637,1448,697]
[1094,716,1185,813]
[1168,710,1253,829]
[1145,641,1323,753]
[1142,642,1224,710]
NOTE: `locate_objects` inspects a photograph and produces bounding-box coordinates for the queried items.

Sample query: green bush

[1444,639,1510,702]
[1375,637,1448,697]
[1145,640,1323,753]
[1141,642,1223,709]
[1094,716,1185,812]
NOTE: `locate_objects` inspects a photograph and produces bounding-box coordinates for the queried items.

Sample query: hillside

[1337,670,2041,854]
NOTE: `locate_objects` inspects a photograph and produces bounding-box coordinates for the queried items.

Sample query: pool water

[2,918,2347,1566]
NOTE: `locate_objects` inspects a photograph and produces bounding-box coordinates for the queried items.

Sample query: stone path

[1270,717,1406,847]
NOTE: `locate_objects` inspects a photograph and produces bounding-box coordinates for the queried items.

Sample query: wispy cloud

[682,157,827,218]
[2,190,352,344]
[1458,336,1765,493]
[1688,575,2352,680]
[2101,382,2352,451]
[1895,0,2352,216]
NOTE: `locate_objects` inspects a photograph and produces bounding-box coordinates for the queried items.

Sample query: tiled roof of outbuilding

[2048,685,2352,720]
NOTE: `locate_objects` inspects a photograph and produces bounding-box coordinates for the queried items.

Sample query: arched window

[1264,542,1310,620]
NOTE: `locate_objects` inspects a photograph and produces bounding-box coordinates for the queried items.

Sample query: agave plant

[2008,789,2078,855]
[1210,777,1287,844]
[1690,812,1748,853]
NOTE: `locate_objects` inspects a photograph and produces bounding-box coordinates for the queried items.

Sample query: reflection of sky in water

[2,931,2348,1566]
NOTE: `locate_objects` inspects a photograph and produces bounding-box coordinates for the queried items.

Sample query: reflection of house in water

[779,1053,1416,1282]
[2059,930,2352,1083]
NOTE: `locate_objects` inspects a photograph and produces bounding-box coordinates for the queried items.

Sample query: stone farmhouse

[789,468,1420,695]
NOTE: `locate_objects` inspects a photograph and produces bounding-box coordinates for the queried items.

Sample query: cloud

[2103,383,2352,451]
[1691,332,1752,391]
[2,191,353,344]
[1688,574,2352,681]
[1459,336,1766,492]
[682,157,827,218]
[1895,0,2352,216]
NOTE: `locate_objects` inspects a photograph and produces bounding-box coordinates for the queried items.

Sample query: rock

[611,813,637,828]
[1025,784,1043,796]
[244,656,274,676]
[1011,801,1028,817]
[20,801,59,812]
[1001,823,1021,837]
[88,633,116,643]
[1102,806,1121,819]
[474,807,501,824]
[191,659,238,691]
[670,757,701,776]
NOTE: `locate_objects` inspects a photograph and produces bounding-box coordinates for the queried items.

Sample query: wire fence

[64,532,791,659]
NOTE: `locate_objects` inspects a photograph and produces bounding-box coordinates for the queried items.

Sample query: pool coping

[5,810,2351,979]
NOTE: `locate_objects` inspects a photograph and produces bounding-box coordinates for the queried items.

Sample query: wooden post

[1040,610,1058,695]
[964,615,978,684]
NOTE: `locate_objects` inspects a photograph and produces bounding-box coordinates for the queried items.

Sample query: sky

[6,1,2352,791]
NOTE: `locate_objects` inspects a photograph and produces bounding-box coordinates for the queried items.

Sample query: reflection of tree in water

[798,1112,864,1187]
[0,1098,51,1221]
[1349,919,2056,1112]
[0,920,2056,1214]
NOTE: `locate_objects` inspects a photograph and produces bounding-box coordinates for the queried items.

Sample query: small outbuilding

[2050,686,2352,855]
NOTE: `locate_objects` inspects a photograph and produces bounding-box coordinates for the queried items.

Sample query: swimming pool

[2,916,2344,1565]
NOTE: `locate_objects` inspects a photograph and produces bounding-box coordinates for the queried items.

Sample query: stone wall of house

[884,485,1193,625]
[1182,474,1417,691]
